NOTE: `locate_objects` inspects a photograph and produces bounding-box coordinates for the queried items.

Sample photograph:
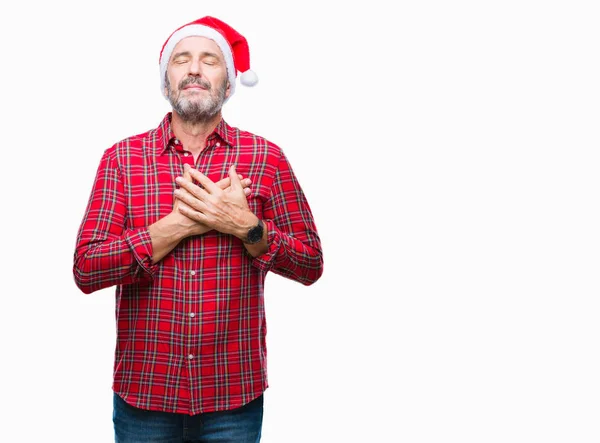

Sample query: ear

[225,80,231,99]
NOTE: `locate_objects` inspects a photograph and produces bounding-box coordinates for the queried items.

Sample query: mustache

[179,77,211,91]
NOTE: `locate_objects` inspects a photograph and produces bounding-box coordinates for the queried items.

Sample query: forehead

[171,36,224,59]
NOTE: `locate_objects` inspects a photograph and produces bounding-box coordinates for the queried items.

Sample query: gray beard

[166,77,227,124]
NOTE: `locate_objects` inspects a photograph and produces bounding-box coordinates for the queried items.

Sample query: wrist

[233,212,257,240]
[166,212,203,239]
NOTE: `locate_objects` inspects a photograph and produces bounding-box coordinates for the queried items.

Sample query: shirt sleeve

[73,147,158,294]
[251,151,324,285]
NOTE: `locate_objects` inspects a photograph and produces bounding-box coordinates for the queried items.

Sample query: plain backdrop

[1,1,599,442]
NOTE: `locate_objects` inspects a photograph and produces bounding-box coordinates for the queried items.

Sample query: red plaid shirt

[73,113,323,415]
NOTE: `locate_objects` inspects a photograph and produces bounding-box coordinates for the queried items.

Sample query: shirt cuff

[124,228,159,279]
[251,220,283,272]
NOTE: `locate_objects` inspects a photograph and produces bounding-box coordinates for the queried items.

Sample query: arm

[73,150,251,293]
[175,164,268,257]
[73,148,157,294]
[148,166,211,263]
[151,169,253,263]
[174,157,323,286]
[251,152,323,285]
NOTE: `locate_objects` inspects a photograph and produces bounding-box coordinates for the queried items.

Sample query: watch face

[247,221,264,244]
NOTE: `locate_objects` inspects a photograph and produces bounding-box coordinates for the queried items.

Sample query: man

[73,16,323,443]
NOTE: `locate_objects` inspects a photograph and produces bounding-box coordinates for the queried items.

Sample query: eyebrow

[171,51,221,61]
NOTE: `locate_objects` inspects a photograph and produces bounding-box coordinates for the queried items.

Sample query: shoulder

[112,128,156,153]
[104,119,166,162]
[226,123,285,162]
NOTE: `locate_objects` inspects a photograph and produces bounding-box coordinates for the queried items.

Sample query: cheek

[170,75,180,89]
[208,68,228,84]
[167,69,184,88]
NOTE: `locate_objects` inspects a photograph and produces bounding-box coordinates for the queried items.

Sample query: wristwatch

[244,219,264,244]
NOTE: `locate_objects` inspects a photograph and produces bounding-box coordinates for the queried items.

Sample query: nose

[189,57,202,76]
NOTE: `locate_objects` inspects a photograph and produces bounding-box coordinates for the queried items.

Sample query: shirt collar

[155,113,234,156]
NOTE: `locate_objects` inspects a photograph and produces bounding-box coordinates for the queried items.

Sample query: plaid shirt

[73,113,323,415]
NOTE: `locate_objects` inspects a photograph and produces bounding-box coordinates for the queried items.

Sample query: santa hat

[159,16,258,100]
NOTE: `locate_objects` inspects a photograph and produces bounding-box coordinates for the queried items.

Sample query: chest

[121,148,272,228]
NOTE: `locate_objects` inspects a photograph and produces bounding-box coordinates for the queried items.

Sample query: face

[165,36,231,123]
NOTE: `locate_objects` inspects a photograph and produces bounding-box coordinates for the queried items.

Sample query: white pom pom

[240,70,258,86]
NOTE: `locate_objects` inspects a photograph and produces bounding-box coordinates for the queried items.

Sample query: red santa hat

[159,16,258,100]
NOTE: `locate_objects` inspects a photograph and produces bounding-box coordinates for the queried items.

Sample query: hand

[174,165,258,239]
[172,166,253,237]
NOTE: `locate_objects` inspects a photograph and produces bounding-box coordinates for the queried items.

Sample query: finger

[175,164,193,193]
[177,164,200,195]
[183,164,192,181]
[216,176,232,190]
[228,165,242,190]
[178,202,209,224]
[176,176,209,200]
[175,190,210,215]
[176,200,193,212]
[244,187,251,196]
[215,174,250,189]
[178,167,193,199]
[188,168,220,194]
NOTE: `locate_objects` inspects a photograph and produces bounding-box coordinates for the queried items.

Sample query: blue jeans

[113,393,263,443]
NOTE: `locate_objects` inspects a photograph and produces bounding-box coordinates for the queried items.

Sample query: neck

[170,111,222,155]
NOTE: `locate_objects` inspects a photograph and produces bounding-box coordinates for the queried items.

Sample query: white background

[1,0,599,442]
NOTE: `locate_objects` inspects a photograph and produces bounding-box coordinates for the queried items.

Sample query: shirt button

[215,142,220,147]
[184,152,190,156]
[189,312,195,318]
[190,270,196,276]
[188,354,194,360]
